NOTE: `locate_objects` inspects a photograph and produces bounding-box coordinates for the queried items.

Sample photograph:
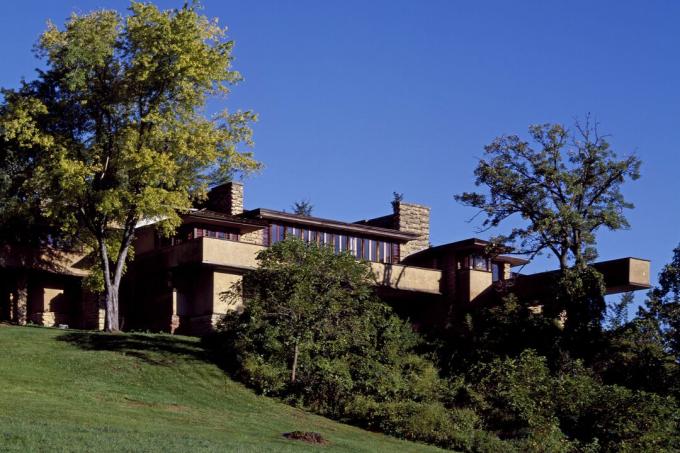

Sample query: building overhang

[0,244,91,277]
[404,237,529,267]
[512,257,651,298]
[181,210,267,234]
[242,208,419,242]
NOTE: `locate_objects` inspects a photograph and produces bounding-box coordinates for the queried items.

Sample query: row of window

[268,224,399,264]
[457,254,506,282]
[194,228,239,241]
[159,225,240,247]
[456,254,491,271]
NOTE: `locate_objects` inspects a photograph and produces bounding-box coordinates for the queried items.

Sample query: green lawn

[0,325,445,452]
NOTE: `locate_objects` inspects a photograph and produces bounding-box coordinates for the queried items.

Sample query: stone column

[240,229,264,245]
[206,182,244,215]
[394,201,431,259]
[170,289,180,334]
[12,272,28,325]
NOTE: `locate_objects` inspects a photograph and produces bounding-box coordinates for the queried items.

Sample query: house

[0,182,651,335]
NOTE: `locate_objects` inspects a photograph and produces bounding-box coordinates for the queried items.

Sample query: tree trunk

[105,286,120,332]
[290,341,299,384]
[559,251,570,270]
[97,217,136,333]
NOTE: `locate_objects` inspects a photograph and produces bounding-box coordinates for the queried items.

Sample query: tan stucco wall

[28,286,64,325]
[0,245,89,278]
[201,238,265,269]
[212,271,243,314]
[370,262,441,294]
[629,258,651,287]
[468,269,492,302]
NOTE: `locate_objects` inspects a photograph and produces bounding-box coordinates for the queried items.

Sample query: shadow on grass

[56,331,218,367]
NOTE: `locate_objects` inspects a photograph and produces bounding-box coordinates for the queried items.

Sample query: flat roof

[182,210,267,232]
[406,237,529,267]
[243,208,420,242]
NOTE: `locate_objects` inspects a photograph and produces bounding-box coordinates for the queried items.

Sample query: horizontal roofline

[183,210,267,229]
[406,237,529,267]
[243,208,420,242]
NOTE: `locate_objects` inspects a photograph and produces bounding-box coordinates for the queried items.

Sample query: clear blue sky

[2,1,679,290]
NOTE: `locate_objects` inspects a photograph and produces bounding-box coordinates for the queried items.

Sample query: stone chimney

[394,201,430,258]
[206,182,244,215]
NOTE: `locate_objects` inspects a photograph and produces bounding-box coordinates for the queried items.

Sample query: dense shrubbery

[214,239,680,452]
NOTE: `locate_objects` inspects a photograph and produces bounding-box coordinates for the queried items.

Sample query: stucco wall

[370,262,441,294]
[629,258,651,287]
[213,271,243,313]
[201,238,264,269]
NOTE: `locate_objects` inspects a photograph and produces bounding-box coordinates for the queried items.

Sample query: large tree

[456,119,640,270]
[0,2,260,331]
[648,243,680,361]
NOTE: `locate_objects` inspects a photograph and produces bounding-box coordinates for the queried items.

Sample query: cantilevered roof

[242,208,420,242]
[512,257,651,296]
[182,210,267,232]
[405,237,529,267]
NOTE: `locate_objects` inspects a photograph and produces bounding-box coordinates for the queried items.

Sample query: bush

[214,240,680,452]
[347,397,509,453]
[466,350,680,452]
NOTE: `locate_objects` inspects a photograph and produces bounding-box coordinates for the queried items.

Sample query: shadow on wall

[375,263,407,290]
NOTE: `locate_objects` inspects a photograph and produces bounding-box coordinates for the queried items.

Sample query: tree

[219,239,445,411]
[647,243,680,361]
[222,238,377,385]
[455,119,640,270]
[0,2,260,331]
[291,199,313,216]
[0,92,64,247]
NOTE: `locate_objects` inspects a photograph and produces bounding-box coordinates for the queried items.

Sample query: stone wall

[240,229,264,245]
[206,182,244,215]
[394,201,430,259]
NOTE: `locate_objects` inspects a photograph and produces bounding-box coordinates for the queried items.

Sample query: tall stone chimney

[394,201,430,258]
[206,182,244,215]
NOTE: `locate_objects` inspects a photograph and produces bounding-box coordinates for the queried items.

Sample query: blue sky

[2,1,679,291]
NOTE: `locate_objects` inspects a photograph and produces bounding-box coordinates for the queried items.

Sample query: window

[471,254,490,271]
[335,234,345,253]
[266,223,399,264]
[362,238,371,260]
[492,263,502,282]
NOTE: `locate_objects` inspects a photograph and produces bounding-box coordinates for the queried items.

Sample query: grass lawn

[0,325,446,452]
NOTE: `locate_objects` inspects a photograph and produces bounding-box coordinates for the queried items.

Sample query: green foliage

[605,292,634,330]
[455,118,640,269]
[438,293,561,374]
[220,239,438,406]
[217,239,509,451]
[217,239,680,452]
[594,247,680,397]
[0,1,261,330]
[468,350,680,452]
[649,243,680,359]
[597,310,678,395]
[554,265,607,358]
[291,199,313,216]
[0,92,63,246]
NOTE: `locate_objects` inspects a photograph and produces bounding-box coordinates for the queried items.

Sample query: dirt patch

[283,431,329,445]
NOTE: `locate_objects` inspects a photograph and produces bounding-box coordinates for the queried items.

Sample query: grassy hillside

[0,325,445,452]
